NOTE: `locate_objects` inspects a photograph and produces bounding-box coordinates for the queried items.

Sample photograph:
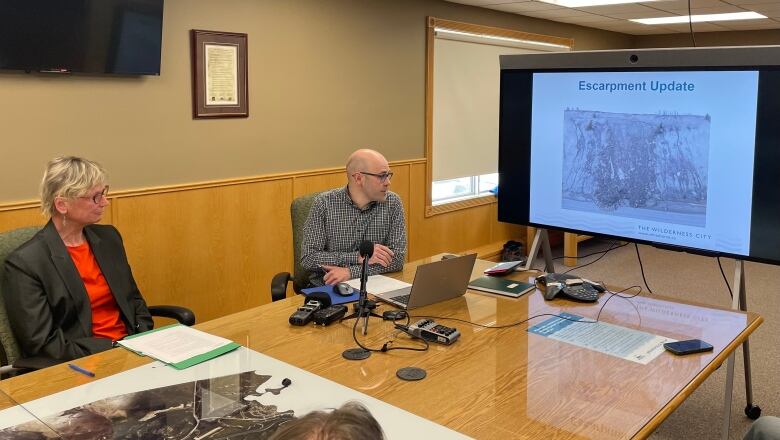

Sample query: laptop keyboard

[390,294,411,305]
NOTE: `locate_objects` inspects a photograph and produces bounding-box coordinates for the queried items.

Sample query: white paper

[346,275,412,294]
[118,325,234,365]
[204,43,238,106]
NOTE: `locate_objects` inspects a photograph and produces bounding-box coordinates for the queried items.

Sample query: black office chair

[0,225,195,377]
[270,191,325,301]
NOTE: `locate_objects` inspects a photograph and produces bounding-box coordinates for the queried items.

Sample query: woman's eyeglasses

[80,186,109,204]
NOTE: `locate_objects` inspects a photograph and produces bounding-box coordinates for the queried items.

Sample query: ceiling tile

[555,14,624,23]
[581,22,643,32]
[661,0,734,7]
[629,26,686,34]
[724,0,780,5]
[519,9,581,18]
[572,3,661,14]
[607,10,675,18]
[595,23,651,31]
[649,5,752,14]
[523,8,606,17]
[658,21,734,31]
[747,5,780,14]
[445,0,521,5]
[490,2,566,12]
[442,0,780,34]
[717,19,780,29]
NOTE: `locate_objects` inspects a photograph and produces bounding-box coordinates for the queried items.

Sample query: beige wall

[0,0,632,204]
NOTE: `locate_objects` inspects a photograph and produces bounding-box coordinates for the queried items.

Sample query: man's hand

[358,244,395,268]
[322,265,351,285]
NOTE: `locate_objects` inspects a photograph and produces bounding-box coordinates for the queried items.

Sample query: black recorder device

[313,304,348,326]
[289,291,346,326]
[406,319,460,345]
[289,300,321,326]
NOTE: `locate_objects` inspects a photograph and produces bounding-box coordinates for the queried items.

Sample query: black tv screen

[498,46,780,265]
[0,0,163,75]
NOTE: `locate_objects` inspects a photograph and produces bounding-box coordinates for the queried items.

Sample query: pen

[68,363,95,378]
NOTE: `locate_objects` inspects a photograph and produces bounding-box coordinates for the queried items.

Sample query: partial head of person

[40,156,110,228]
[269,401,384,440]
[346,149,393,208]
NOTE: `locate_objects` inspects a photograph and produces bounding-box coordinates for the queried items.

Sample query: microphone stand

[357,255,378,336]
[341,253,382,336]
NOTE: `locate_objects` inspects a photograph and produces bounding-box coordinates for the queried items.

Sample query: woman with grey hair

[269,402,384,440]
[2,156,153,362]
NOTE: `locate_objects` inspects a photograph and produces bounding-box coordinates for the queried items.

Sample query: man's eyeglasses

[360,171,393,183]
[80,186,109,204]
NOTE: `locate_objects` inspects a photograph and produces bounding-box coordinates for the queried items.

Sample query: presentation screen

[498,46,780,265]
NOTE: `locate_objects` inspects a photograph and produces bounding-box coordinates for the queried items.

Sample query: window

[425,17,572,215]
[432,173,498,205]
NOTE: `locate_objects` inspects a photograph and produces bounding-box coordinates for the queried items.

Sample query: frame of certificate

[190,30,248,118]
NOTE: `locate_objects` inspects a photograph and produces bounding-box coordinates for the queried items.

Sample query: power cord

[634,244,734,301]
[634,243,654,294]
[410,311,598,329]
[688,0,697,47]
[561,241,628,275]
[594,285,644,322]
[717,256,734,299]
[348,311,429,353]
[412,286,643,329]
[554,240,627,262]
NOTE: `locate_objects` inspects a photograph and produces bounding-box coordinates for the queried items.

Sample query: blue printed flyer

[528,313,674,364]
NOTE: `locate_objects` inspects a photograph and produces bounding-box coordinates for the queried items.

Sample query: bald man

[300,149,407,285]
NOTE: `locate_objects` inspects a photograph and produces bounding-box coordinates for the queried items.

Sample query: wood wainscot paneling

[0,206,48,233]
[0,203,113,233]
[407,163,524,261]
[0,158,522,324]
[112,179,293,323]
[292,172,345,199]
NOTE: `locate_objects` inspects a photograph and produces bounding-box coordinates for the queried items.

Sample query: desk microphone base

[342,348,371,360]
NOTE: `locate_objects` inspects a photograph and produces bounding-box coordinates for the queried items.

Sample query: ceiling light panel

[631,11,767,24]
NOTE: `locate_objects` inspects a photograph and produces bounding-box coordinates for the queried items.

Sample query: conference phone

[536,273,603,302]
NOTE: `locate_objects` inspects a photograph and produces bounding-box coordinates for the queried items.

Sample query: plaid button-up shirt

[301,186,407,284]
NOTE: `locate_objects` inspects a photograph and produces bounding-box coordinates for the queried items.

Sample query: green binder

[119,324,241,370]
[468,276,536,298]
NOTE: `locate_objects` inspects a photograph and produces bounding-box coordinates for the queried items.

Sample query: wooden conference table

[0,255,763,439]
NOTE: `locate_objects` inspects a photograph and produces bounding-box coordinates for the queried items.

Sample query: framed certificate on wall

[191,30,248,119]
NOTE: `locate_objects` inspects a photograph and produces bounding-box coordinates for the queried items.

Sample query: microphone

[359,240,374,258]
[358,240,373,297]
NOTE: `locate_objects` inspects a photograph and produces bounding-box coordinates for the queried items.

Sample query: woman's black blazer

[2,220,153,361]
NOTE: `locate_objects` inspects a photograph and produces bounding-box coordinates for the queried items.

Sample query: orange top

[66,242,128,342]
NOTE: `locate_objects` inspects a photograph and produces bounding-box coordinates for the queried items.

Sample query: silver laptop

[372,253,477,309]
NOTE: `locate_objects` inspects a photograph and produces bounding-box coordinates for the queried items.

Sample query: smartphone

[484,260,525,275]
[663,339,714,355]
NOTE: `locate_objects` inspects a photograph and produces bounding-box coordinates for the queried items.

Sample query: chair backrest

[290,191,324,293]
[0,226,41,366]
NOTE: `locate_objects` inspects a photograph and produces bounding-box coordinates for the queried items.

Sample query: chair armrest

[149,305,196,326]
[13,355,63,370]
[271,272,291,302]
[0,356,61,378]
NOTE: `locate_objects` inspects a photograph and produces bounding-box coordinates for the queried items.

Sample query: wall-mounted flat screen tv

[0,0,164,75]
[498,46,780,265]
